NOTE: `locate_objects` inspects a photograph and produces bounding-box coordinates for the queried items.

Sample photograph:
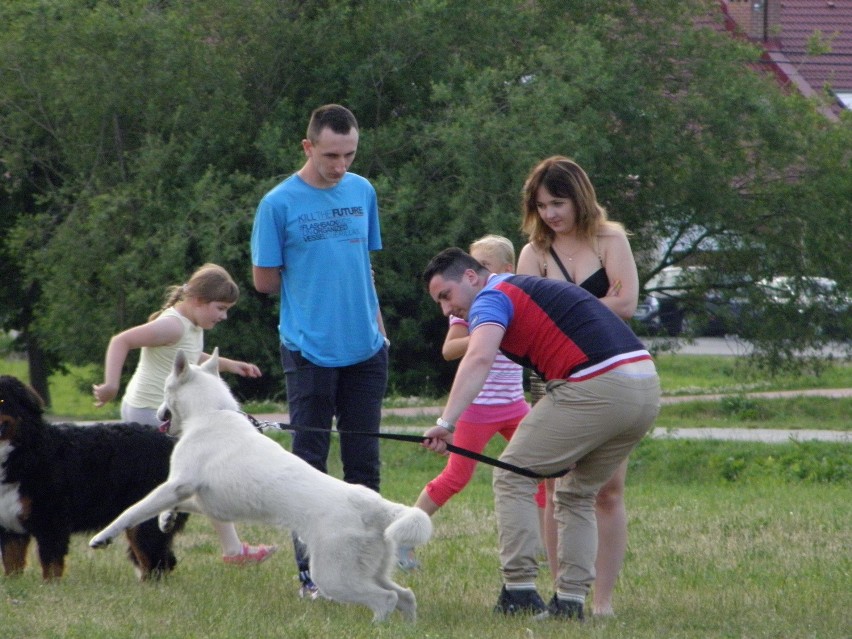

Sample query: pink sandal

[223,543,278,566]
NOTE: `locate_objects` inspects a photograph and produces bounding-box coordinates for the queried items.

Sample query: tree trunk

[26,332,52,408]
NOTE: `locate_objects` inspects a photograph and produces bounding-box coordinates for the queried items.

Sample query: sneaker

[397,545,420,571]
[299,578,321,600]
[534,594,585,621]
[222,543,278,566]
[493,585,547,615]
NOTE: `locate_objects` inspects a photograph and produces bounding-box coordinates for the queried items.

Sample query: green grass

[654,352,852,396]
[1,354,849,637]
[1,354,850,424]
[0,436,848,638]
[655,396,852,431]
[0,357,116,420]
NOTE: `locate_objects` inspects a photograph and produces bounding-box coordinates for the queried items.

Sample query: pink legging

[425,414,546,508]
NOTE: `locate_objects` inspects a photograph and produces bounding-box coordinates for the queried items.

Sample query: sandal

[223,543,278,566]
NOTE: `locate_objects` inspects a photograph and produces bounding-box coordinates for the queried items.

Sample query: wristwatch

[436,417,456,433]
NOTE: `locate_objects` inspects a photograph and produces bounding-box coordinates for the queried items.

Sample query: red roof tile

[716,0,852,115]
[770,0,852,91]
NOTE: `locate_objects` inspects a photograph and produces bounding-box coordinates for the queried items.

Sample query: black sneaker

[534,594,585,621]
[493,585,547,615]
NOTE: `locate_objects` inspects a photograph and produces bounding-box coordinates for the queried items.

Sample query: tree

[1,0,848,402]
[0,0,285,401]
[371,1,851,388]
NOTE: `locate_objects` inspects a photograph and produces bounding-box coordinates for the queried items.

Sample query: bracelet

[383,336,391,348]
[436,417,456,433]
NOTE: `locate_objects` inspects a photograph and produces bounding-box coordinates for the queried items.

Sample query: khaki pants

[493,368,661,597]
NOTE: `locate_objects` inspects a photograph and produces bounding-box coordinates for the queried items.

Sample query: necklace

[555,242,582,262]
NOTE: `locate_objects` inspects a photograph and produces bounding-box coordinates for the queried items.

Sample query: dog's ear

[0,375,46,419]
[201,347,220,376]
[174,350,190,379]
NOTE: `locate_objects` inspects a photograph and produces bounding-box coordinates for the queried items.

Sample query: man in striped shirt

[421,248,660,622]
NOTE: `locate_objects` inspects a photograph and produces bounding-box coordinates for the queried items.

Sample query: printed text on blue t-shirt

[299,207,365,242]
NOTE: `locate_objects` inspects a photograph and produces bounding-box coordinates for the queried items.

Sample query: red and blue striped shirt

[468,274,652,382]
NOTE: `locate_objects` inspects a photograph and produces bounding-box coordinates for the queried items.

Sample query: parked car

[756,276,850,338]
[633,266,747,337]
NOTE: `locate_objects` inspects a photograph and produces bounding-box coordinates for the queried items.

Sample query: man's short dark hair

[422,248,486,287]
[307,104,358,142]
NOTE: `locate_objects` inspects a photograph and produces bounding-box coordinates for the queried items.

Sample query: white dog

[89,349,432,622]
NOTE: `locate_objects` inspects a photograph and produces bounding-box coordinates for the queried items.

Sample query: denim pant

[280,344,388,577]
[493,368,660,598]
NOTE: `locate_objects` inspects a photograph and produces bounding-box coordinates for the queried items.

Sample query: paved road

[257,419,850,444]
[648,426,850,443]
[661,388,852,402]
[65,367,851,445]
[253,386,851,444]
[644,336,851,358]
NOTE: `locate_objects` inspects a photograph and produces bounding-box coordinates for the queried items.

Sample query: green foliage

[718,394,768,420]
[1,0,850,397]
[630,438,851,485]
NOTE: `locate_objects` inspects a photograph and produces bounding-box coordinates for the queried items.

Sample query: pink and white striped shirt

[449,315,528,423]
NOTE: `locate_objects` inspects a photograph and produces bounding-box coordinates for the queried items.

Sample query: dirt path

[62,388,851,442]
[249,387,851,444]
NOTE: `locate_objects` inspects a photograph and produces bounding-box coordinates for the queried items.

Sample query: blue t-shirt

[469,273,650,381]
[251,172,383,366]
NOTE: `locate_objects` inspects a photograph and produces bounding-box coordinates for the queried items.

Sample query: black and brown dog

[0,375,186,580]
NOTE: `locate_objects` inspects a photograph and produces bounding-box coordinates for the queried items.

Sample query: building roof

[719,0,852,116]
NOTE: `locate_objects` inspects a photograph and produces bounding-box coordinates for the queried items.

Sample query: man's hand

[421,425,453,454]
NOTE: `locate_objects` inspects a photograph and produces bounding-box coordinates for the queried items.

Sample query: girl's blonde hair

[469,234,516,270]
[520,156,624,251]
[149,263,239,321]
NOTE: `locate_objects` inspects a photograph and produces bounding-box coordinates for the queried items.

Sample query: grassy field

[0,354,849,637]
[0,433,848,638]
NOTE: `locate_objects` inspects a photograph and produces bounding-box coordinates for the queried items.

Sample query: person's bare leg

[214,520,278,565]
[212,519,243,556]
[413,489,440,516]
[591,459,628,616]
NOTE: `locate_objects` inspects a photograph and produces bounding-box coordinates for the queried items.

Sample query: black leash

[245,414,570,480]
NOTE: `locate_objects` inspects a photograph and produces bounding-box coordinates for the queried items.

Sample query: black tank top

[575,268,610,299]
[548,247,610,299]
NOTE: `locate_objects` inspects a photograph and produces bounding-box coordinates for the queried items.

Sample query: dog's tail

[385,507,432,549]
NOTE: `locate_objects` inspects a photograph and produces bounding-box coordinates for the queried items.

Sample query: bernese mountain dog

[0,374,187,580]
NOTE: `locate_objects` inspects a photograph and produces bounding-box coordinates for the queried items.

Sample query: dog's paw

[89,533,113,549]
[158,510,178,533]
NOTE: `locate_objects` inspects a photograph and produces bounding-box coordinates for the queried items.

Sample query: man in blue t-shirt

[421,248,660,622]
[251,104,389,600]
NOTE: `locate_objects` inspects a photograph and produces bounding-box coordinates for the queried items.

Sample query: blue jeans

[280,344,388,579]
[280,344,388,490]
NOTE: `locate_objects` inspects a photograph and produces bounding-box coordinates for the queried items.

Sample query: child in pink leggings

[400,235,543,569]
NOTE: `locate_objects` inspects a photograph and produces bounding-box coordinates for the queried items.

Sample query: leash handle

[374,432,569,479]
[251,417,570,480]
